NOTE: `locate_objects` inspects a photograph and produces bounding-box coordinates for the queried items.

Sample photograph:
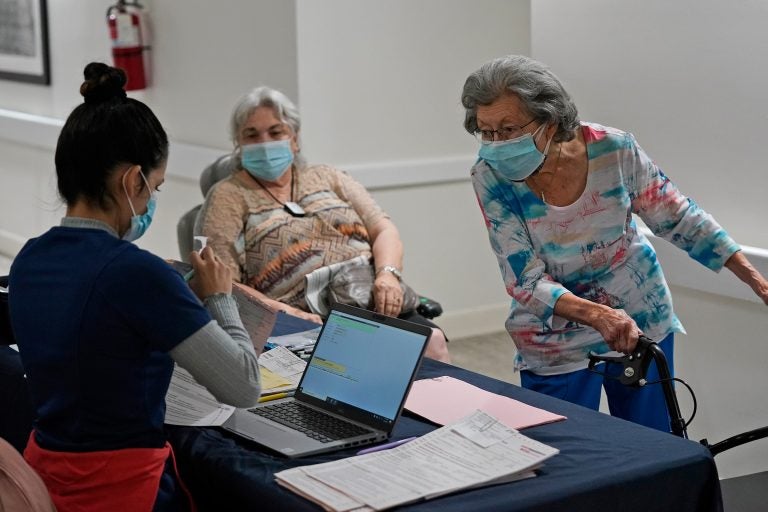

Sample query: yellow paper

[260,367,293,393]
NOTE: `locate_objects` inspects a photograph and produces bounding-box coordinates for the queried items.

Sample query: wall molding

[0,108,473,190]
[0,108,62,151]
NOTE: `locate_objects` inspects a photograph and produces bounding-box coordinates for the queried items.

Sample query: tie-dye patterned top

[197,164,388,311]
[472,122,739,375]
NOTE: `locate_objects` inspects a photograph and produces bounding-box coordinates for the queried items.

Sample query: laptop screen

[295,306,429,427]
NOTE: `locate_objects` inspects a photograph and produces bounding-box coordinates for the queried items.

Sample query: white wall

[296,0,515,164]
[294,0,530,334]
[532,0,768,248]
[0,0,530,337]
[533,0,768,479]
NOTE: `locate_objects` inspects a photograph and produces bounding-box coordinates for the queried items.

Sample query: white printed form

[259,345,306,380]
[450,408,513,447]
[275,410,560,511]
[164,365,234,426]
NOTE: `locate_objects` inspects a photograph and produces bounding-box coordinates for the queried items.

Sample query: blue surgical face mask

[122,170,156,242]
[241,139,294,182]
[478,123,552,181]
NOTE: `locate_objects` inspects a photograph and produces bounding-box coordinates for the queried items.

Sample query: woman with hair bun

[9,62,262,511]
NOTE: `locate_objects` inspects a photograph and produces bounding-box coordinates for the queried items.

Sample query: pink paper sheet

[404,375,566,429]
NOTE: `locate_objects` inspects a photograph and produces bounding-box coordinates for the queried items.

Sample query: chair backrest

[1,275,12,346]
[199,153,238,197]
[176,206,202,262]
[177,153,239,261]
[0,437,57,512]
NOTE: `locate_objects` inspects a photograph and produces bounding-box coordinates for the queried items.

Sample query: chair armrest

[416,296,443,319]
[176,205,202,263]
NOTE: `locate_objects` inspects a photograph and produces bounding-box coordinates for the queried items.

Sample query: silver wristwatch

[376,265,402,281]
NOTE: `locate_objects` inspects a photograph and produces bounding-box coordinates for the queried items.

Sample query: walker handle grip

[587,335,655,386]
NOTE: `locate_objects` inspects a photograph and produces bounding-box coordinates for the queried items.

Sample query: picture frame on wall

[0,0,50,85]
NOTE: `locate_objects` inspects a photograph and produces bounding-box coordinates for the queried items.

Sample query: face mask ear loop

[542,134,553,157]
[536,123,555,158]
[122,170,139,217]
[523,126,555,181]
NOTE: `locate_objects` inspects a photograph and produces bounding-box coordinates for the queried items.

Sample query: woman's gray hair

[230,86,306,166]
[461,55,579,142]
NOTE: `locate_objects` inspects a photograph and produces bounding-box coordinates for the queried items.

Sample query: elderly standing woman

[462,55,768,431]
[196,86,450,362]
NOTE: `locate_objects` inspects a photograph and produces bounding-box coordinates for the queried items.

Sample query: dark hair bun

[79,62,127,104]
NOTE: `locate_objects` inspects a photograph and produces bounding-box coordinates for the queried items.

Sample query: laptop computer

[222,303,431,458]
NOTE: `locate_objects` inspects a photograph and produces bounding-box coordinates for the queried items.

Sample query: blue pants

[521,334,674,432]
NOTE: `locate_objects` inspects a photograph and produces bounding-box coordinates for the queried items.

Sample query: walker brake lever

[587,335,655,386]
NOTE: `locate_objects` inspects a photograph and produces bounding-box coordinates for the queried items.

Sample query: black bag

[327,264,420,314]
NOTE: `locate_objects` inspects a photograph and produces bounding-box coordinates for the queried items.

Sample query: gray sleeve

[169,294,261,408]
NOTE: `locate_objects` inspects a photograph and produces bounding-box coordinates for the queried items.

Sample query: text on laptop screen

[297,310,426,424]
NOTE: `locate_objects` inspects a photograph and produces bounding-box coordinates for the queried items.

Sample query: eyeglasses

[474,118,537,144]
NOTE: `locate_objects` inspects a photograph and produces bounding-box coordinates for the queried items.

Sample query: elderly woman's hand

[373,273,404,317]
[590,306,642,353]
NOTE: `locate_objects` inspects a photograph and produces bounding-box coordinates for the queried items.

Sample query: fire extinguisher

[106,0,150,90]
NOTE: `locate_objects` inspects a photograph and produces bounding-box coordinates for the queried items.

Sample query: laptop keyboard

[250,401,373,443]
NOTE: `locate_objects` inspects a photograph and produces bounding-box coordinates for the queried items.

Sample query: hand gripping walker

[587,336,768,454]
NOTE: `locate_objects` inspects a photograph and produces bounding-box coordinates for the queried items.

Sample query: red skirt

[24,432,190,512]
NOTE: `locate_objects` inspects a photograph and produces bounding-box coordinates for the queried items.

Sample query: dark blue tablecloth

[168,354,722,511]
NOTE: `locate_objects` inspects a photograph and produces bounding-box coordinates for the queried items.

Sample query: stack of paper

[164,347,307,426]
[258,346,307,395]
[275,410,559,511]
[164,366,235,426]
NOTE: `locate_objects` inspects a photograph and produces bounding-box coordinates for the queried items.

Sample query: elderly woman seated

[196,86,450,362]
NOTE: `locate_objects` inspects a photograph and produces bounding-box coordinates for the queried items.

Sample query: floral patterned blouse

[472,122,739,375]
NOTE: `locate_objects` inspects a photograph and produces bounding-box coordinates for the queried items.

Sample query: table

[168,317,722,512]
